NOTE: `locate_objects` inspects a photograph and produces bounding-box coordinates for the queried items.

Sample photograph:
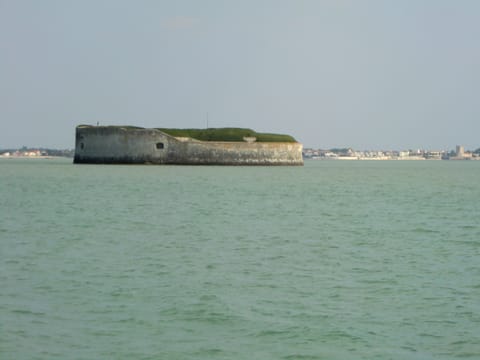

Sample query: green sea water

[1,158,479,359]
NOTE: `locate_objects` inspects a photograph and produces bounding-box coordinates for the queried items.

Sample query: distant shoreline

[305,157,480,161]
[0,155,70,159]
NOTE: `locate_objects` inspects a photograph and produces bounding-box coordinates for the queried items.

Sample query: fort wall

[74,126,303,165]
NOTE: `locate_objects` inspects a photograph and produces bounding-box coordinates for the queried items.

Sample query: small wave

[449,339,470,345]
[412,227,440,234]
[4,259,19,264]
[459,225,477,230]
[418,332,444,338]
[400,345,418,352]
[11,309,45,316]
[193,348,226,357]
[255,329,291,337]
[283,354,324,360]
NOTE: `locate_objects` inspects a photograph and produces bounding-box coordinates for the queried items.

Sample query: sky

[1,0,479,150]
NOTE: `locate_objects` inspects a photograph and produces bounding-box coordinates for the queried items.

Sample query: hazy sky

[1,0,479,150]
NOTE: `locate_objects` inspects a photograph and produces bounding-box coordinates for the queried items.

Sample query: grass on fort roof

[77,125,297,142]
[157,128,297,142]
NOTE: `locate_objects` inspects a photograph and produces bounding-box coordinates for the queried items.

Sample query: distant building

[456,145,465,158]
[425,151,442,160]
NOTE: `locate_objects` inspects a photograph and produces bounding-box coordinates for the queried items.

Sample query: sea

[1,157,479,360]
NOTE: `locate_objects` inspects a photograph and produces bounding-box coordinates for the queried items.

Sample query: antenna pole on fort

[206,112,209,129]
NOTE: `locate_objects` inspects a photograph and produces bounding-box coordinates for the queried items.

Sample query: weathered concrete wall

[74,126,172,164]
[74,125,303,165]
[167,141,303,165]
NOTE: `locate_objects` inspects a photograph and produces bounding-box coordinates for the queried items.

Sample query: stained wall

[74,126,303,165]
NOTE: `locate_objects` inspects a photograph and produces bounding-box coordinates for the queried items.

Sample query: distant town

[303,145,480,160]
[0,147,74,158]
[1,145,479,161]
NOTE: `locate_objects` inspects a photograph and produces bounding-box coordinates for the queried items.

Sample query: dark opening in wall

[80,143,84,150]
[156,142,164,149]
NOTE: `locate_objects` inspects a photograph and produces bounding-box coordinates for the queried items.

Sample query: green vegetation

[77,125,297,142]
[157,128,297,142]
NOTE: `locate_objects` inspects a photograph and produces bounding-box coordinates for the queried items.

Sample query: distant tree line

[44,148,75,157]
